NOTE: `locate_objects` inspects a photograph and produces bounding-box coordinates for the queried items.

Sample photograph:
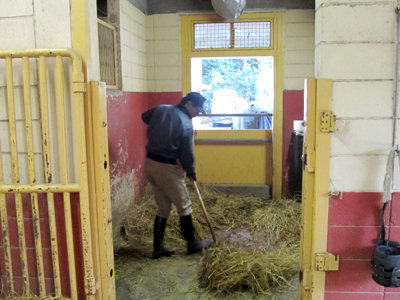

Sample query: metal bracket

[329,190,343,199]
[315,252,339,271]
[320,111,336,132]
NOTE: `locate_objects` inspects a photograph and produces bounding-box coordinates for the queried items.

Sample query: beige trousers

[145,158,192,218]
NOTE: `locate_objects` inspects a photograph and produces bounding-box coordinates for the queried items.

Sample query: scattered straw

[250,198,301,248]
[116,182,269,253]
[198,244,299,295]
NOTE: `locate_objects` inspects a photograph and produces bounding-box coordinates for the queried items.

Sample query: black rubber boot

[179,214,212,254]
[152,216,175,259]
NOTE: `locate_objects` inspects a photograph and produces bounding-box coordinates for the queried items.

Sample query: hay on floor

[250,198,301,248]
[116,181,302,295]
[116,182,267,253]
[198,245,299,295]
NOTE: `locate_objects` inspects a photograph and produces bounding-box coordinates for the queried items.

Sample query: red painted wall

[148,92,183,109]
[325,192,400,299]
[106,91,149,199]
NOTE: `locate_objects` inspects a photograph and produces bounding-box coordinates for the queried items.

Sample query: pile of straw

[198,245,299,295]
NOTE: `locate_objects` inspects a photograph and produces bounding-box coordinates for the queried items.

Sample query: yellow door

[298,78,338,300]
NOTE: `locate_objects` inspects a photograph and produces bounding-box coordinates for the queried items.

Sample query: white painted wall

[284,9,315,90]
[120,0,147,91]
[315,0,398,191]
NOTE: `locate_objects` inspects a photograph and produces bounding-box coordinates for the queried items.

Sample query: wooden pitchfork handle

[192,181,217,243]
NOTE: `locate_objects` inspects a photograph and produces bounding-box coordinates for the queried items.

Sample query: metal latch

[315,252,339,271]
[304,146,315,172]
[320,111,336,132]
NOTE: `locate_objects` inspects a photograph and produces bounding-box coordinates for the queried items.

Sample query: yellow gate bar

[63,192,78,300]
[55,56,78,299]
[7,56,30,296]
[47,192,61,295]
[31,193,45,296]
[39,56,52,185]
[0,184,82,193]
[56,55,68,184]
[0,82,13,296]
[0,193,13,295]
[23,55,46,296]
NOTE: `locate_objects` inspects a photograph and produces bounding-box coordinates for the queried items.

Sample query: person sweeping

[142,92,213,259]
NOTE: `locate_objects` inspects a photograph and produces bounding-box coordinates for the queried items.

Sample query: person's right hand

[187,172,197,181]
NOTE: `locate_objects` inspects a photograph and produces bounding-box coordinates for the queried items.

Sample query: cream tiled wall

[146,14,182,92]
[283,9,315,90]
[315,0,398,191]
[120,0,147,92]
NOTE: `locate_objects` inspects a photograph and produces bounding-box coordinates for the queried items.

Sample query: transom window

[194,21,271,49]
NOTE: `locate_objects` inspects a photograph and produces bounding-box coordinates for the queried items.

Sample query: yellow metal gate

[0,49,115,299]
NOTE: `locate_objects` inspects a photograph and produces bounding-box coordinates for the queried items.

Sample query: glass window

[191,56,274,130]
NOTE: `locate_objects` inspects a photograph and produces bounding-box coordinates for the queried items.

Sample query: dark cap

[181,92,206,114]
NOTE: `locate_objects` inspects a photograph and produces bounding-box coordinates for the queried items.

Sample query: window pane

[191,56,274,130]
[194,23,231,49]
[234,22,271,48]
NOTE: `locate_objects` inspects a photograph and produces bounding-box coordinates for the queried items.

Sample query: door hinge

[320,111,336,133]
[315,252,339,271]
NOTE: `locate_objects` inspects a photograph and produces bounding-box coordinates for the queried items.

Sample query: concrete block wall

[284,9,315,91]
[317,1,396,191]
[146,14,182,93]
[120,0,147,91]
[316,0,400,298]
